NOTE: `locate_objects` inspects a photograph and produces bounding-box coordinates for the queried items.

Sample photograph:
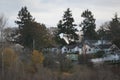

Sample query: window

[89,49,91,51]
[64,49,67,51]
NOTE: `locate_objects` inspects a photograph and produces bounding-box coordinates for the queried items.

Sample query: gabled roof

[98,44,112,49]
[85,40,112,45]
[109,44,120,51]
[64,43,82,49]
[84,42,101,50]
[85,40,98,44]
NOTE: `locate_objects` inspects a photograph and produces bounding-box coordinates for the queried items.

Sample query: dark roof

[65,43,82,49]
[98,44,112,49]
[85,43,98,48]
[85,40,98,44]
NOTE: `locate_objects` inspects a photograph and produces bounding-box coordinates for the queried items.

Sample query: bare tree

[0,14,7,42]
[0,14,7,80]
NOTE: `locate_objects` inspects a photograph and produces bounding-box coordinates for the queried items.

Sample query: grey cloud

[0,0,120,27]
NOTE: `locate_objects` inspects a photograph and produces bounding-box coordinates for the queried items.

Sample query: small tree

[31,50,44,73]
[32,50,44,65]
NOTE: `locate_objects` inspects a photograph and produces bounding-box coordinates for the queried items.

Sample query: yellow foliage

[32,50,44,65]
[2,47,18,67]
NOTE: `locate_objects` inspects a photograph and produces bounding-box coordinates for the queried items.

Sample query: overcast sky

[0,0,120,28]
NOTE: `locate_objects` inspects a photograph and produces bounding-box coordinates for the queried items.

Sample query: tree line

[55,8,120,48]
[0,6,120,80]
[1,6,120,50]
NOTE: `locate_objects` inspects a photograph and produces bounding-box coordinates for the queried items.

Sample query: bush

[78,54,93,65]
[43,53,58,70]
[32,50,44,65]
[57,54,73,72]
[93,51,105,58]
[60,59,73,72]
[2,47,18,68]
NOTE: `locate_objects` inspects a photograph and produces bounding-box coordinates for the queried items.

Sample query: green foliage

[55,20,67,46]
[15,6,54,50]
[15,6,35,49]
[80,9,98,40]
[101,14,120,48]
[112,38,120,49]
[109,14,120,39]
[97,22,112,40]
[56,8,78,45]
[93,51,105,58]
[109,14,120,48]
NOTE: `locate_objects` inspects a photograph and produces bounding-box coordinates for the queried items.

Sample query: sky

[0,0,120,29]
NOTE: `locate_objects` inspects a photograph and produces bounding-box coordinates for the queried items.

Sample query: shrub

[93,51,105,58]
[2,47,18,68]
[43,53,58,70]
[57,54,73,72]
[32,50,44,65]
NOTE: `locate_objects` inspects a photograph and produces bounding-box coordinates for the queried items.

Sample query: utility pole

[82,33,86,64]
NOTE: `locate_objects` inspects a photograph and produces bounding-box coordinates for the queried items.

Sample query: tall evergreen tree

[56,8,78,45]
[109,13,120,48]
[97,22,112,40]
[15,6,54,50]
[109,13,120,38]
[15,6,35,49]
[55,20,67,45]
[80,9,98,40]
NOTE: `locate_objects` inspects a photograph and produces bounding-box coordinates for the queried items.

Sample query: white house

[61,44,82,54]
[103,54,120,61]
[61,46,68,53]
[83,43,100,54]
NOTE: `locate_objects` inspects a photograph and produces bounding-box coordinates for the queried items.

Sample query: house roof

[85,44,100,50]
[85,40,98,44]
[64,43,82,49]
[85,40,111,45]
[98,44,112,49]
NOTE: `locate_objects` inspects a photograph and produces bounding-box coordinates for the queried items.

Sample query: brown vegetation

[0,47,120,80]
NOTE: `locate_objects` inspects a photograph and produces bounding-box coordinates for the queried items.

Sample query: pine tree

[56,8,78,45]
[15,6,54,50]
[80,9,98,40]
[15,6,35,49]
[109,13,120,38]
[55,20,67,45]
[109,13,120,48]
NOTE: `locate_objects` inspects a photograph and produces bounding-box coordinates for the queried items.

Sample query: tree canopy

[80,9,98,40]
[15,6,54,50]
[109,14,120,38]
[55,8,78,45]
